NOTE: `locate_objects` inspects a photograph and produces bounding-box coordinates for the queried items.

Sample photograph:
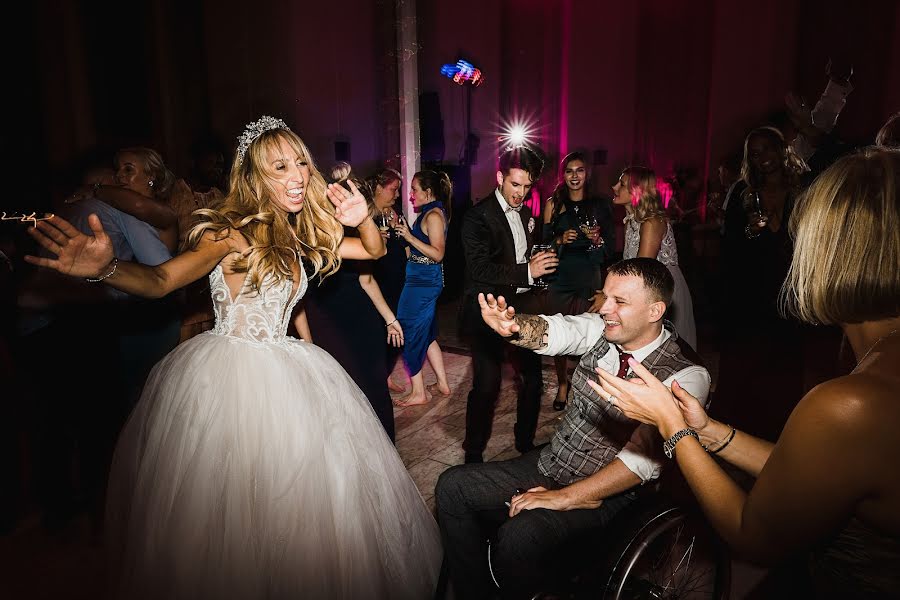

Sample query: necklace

[853,328,899,372]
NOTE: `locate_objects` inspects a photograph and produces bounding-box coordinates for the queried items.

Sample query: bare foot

[394,392,429,407]
[387,377,406,393]
[426,382,451,398]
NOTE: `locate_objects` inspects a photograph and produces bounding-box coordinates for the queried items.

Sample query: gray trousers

[435,450,636,600]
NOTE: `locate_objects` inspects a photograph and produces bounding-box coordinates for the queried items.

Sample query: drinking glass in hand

[742,188,769,228]
[580,216,603,251]
[530,244,555,288]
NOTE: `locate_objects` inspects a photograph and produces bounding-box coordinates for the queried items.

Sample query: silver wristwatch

[663,428,700,459]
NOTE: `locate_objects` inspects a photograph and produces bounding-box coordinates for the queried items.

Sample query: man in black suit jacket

[458,147,558,463]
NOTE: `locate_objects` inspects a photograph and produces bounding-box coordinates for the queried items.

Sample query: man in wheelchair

[436,258,711,599]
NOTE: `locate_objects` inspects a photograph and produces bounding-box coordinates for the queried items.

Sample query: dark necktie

[616,352,633,379]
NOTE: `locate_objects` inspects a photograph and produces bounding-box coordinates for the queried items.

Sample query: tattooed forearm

[510,315,549,350]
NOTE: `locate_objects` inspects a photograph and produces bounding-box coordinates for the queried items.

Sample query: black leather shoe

[464,452,483,464]
[552,397,567,411]
[515,442,535,455]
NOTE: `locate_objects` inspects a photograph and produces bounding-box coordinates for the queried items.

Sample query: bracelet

[701,423,732,452]
[663,428,700,459]
[709,427,737,455]
[744,224,761,239]
[85,257,118,282]
[386,318,398,328]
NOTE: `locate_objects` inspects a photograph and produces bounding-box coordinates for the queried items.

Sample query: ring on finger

[607,395,617,404]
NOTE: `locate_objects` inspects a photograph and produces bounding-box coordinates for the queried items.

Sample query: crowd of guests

[1,70,899,598]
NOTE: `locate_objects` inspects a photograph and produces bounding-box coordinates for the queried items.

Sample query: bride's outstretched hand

[24,214,115,278]
[327,180,369,227]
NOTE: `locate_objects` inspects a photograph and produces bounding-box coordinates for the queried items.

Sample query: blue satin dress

[398,201,445,377]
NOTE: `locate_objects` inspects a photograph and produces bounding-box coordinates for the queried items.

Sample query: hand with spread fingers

[508,486,601,517]
[24,214,115,278]
[477,293,519,337]
[588,357,699,434]
[326,179,370,227]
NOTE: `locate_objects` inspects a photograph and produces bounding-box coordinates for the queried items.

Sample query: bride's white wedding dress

[105,265,442,599]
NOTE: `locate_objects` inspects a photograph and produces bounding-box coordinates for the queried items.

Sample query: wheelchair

[527,467,732,600]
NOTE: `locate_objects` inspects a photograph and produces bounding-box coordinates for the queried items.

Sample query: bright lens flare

[500,120,535,150]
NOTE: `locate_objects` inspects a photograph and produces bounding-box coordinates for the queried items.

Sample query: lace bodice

[623,216,679,266]
[209,265,307,343]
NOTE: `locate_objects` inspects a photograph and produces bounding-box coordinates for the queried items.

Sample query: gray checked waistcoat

[537,321,702,485]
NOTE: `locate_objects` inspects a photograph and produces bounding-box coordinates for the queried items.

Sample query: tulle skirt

[105,332,442,599]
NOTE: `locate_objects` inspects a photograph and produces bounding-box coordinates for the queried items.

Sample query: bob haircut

[781,147,900,325]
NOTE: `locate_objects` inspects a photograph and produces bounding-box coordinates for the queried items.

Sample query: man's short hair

[498,147,544,182]
[607,258,674,305]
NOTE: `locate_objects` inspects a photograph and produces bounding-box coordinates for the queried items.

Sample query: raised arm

[26,214,235,299]
[326,181,386,260]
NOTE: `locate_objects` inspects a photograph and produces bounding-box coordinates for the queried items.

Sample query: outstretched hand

[588,357,697,434]
[478,293,519,337]
[24,214,115,278]
[326,180,370,227]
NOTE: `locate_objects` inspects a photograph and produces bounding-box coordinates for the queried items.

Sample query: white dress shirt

[494,189,534,292]
[535,312,712,482]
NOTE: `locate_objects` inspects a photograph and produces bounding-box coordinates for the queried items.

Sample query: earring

[148,180,154,187]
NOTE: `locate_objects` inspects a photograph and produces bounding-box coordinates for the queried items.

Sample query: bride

[26,116,442,599]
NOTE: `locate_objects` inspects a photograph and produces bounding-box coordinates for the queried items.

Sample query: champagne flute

[529,244,555,288]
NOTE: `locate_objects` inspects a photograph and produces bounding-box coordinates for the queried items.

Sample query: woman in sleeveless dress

[25,117,442,599]
[392,170,453,406]
[613,166,697,350]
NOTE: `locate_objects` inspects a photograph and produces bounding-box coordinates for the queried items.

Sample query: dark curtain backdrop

[5,0,900,217]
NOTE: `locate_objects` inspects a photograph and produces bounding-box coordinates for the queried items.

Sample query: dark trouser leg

[510,345,542,452]
[435,451,553,600]
[492,489,637,599]
[463,327,505,458]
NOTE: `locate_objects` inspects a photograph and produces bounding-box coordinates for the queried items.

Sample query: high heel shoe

[552,395,567,411]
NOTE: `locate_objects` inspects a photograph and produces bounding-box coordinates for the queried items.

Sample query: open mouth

[286,187,305,204]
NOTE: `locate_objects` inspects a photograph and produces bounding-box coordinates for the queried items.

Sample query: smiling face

[611,173,633,206]
[374,178,400,210]
[496,168,534,208]
[563,159,587,193]
[115,151,153,197]
[597,273,665,350]
[263,137,311,214]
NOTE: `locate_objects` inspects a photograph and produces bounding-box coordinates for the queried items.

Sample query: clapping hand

[477,293,519,338]
[326,180,370,227]
[24,214,115,278]
[589,358,708,434]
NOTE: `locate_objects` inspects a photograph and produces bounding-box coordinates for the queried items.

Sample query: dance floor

[4,297,779,599]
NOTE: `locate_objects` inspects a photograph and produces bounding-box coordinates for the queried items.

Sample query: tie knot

[616,352,633,379]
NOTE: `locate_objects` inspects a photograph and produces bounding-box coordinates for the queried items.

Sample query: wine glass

[582,216,603,251]
[742,188,768,228]
[376,209,391,235]
[529,244,555,288]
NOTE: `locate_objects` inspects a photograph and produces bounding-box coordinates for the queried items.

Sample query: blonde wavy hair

[622,166,667,223]
[781,147,900,325]
[186,127,343,293]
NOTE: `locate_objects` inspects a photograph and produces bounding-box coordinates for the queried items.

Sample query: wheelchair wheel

[601,505,730,600]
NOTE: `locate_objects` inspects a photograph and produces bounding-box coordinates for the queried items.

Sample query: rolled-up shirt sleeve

[537,312,607,357]
[616,365,712,483]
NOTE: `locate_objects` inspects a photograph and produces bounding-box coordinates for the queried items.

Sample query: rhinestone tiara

[236,115,290,165]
